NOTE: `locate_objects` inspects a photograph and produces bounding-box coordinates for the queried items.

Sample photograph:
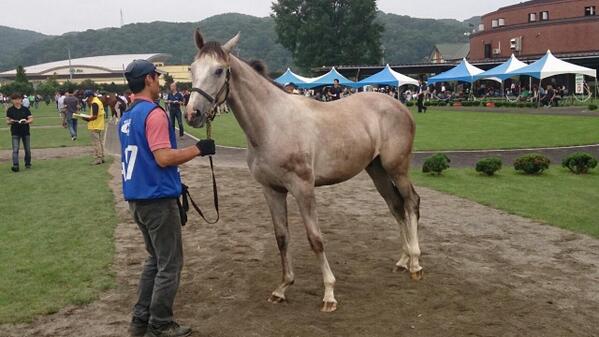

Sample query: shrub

[517,102,526,108]
[423,153,451,175]
[526,102,535,108]
[495,102,503,108]
[514,154,550,174]
[406,101,415,107]
[438,101,448,106]
[561,152,598,174]
[476,157,503,176]
[589,104,598,111]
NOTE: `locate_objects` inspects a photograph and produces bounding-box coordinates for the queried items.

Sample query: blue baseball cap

[83,89,94,98]
[124,60,165,80]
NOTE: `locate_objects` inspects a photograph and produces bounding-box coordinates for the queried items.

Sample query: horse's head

[186,29,240,128]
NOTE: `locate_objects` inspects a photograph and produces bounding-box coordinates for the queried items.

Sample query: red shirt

[136,96,171,152]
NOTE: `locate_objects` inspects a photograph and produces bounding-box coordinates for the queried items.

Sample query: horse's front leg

[262,186,295,303]
[290,182,337,312]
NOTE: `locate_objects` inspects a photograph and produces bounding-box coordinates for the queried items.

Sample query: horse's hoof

[320,301,337,313]
[267,294,286,304]
[393,265,408,273]
[410,270,424,281]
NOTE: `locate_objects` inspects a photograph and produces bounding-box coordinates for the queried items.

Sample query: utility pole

[68,47,73,81]
[120,9,124,27]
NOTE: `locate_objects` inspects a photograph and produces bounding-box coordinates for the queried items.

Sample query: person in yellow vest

[82,90,105,164]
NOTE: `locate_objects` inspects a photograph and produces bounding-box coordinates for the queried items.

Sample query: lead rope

[181,116,220,225]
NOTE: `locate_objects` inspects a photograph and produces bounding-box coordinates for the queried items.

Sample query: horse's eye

[215,68,224,76]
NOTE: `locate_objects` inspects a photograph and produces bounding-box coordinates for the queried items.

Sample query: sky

[1,0,520,36]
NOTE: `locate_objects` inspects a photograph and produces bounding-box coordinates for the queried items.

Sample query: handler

[119,59,215,337]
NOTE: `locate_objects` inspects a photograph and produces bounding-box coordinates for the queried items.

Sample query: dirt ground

[2,155,599,337]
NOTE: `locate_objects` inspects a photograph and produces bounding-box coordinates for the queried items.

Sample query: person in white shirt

[22,95,31,108]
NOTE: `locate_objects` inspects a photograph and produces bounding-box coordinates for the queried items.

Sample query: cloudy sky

[1,0,519,35]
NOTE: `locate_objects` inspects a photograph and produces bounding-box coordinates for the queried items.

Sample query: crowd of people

[3,81,195,173]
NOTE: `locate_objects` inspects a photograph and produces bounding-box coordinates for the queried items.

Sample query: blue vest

[118,100,182,201]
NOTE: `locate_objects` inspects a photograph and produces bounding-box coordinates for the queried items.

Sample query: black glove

[196,139,216,156]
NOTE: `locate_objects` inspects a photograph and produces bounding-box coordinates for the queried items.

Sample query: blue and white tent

[274,68,313,86]
[474,54,528,81]
[427,58,485,84]
[301,67,354,88]
[356,64,419,88]
[506,50,597,80]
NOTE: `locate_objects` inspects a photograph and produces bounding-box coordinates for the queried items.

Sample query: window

[529,13,537,22]
[484,44,492,59]
[540,11,549,21]
[585,6,596,16]
[498,18,505,26]
[492,19,498,28]
[478,23,485,31]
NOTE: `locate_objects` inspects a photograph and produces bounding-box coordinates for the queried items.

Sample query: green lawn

[411,166,599,238]
[0,157,118,323]
[0,127,91,150]
[185,110,599,150]
[1,103,93,150]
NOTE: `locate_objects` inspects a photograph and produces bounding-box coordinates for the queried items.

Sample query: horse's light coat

[187,31,423,312]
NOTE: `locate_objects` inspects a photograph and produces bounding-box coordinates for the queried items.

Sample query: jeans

[169,109,184,137]
[11,134,31,167]
[129,199,183,326]
[67,117,78,138]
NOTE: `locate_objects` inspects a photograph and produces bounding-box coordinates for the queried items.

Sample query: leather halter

[190,68,231,120]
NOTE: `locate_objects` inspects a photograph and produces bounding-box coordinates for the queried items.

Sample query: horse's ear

[194,29,204,50]
[222,32,240,54]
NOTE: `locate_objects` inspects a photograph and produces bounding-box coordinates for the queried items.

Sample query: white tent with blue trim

[356,64,419,88]
[474,54,528,81]
[427,58,485,84]
[300,67,354,88]
[274,68,313,86]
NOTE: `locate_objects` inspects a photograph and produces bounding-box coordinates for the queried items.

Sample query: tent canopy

[274,68,313,86]
[300,67,354,88]
[475,54,528,81]
[427,58,485,84]
[356,64,419,88]
[507,50,597,80]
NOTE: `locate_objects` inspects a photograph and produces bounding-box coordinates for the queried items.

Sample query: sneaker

[11,166,19,172]
[25,165,31,169]
[72,137,77,141]
[129,317,148,337]
[92,159,103,165]
[145,321,191,337]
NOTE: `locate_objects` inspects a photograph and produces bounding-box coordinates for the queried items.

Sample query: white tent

[475,54,528,81]
[507,50,597,79]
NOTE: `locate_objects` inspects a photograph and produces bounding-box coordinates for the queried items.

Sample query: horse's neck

[226,56,286,147]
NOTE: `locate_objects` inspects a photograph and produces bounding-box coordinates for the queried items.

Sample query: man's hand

[196,139,216,156]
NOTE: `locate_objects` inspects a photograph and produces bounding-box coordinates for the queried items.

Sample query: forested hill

[0,12,478,73]
[0,26,48,70]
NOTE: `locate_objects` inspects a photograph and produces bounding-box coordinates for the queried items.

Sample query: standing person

[119,59,215,337]
[417,80,428,113]
[166,83,185,138]
[63,89,80,140]
[327,79,342,101]
[81,90,105,165]
[57,91,66,124]
[22,95,31,109]
[5,93,33,172]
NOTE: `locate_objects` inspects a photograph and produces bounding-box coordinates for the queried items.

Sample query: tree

[272,0,383,71]
[0,65,34,96]
[36,76,60,97]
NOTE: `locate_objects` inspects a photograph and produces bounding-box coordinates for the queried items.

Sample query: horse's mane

[197,41,287,93]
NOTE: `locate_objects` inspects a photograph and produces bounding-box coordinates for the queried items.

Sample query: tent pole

[595,77,598,103]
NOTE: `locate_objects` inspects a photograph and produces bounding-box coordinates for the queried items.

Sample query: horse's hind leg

[366,157,423,280]
[263,186,295,303]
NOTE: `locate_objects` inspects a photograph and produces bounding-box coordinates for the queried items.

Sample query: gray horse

[186,31,422,312]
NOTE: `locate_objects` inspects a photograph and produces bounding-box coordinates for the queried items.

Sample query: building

[470,0,599,60]
[0,53,190,86]
[429,43,470,63]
